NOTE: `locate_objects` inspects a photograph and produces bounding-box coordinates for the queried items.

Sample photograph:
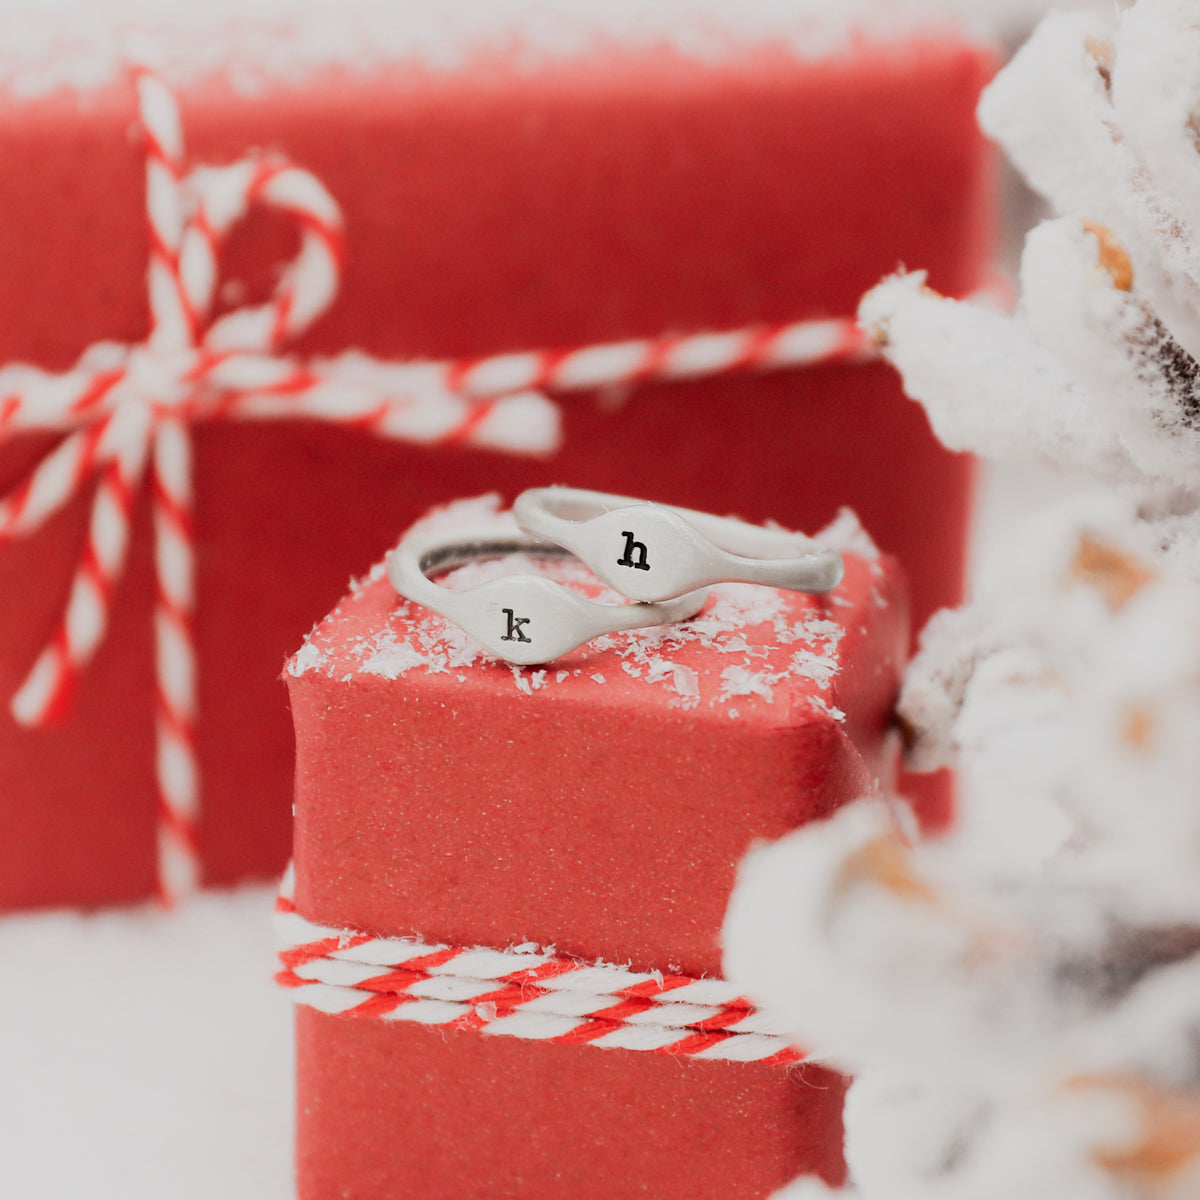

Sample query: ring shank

[417,536,573,577]
[514,487,843,596]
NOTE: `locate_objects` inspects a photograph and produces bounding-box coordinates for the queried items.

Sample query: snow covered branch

[728,4,1200,1196]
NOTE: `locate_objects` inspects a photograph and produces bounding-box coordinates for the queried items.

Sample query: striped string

[276,868,803,1065]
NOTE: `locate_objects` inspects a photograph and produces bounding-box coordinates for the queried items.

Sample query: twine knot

[123,346,198,417]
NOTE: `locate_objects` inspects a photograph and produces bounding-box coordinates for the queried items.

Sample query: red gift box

[0,9,993,909]
[279,503,909,1198]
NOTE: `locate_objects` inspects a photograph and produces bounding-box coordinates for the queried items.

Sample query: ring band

[386,528,709,665]
[512,487,844,603]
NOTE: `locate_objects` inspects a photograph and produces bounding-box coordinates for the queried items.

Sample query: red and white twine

[0,59,893,905]
[275,873,803,1065]
[441,316,870,399]
[0,60,559,904]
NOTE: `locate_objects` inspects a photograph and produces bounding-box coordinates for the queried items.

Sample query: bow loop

[168,156,343,359]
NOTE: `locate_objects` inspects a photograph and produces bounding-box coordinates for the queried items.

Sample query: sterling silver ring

[386,528,708,665]
[512,487,844,602]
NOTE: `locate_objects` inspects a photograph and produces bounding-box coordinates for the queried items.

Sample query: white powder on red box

[291,495,865,717]
[336,578,848,715]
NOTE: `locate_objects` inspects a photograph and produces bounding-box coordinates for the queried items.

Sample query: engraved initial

[501,608,532,643]
[616,530,651,572]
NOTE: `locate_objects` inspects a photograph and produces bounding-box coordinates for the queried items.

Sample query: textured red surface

[289,551,908,974]
[286,548,905,1196]
[0,35,992,909]
[296,1010,850,1200]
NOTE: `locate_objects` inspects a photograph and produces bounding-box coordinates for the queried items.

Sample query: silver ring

[386,528,709,665]
[512,487,844,602]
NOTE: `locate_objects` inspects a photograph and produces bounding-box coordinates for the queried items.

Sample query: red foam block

[297,1011,850,1200]
[285,530,908,1196]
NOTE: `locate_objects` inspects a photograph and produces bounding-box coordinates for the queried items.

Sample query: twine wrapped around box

[275,867,803,1065]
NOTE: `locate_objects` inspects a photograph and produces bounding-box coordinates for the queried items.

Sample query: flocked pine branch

[725,3,1200,1197]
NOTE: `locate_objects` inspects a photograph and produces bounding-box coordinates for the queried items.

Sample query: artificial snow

[0,0,997,100]
[0,886,293,1200]
[859,271,1138,481]
[286,638,324,676]
[319,570,848,714]
[817,507,882,563]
